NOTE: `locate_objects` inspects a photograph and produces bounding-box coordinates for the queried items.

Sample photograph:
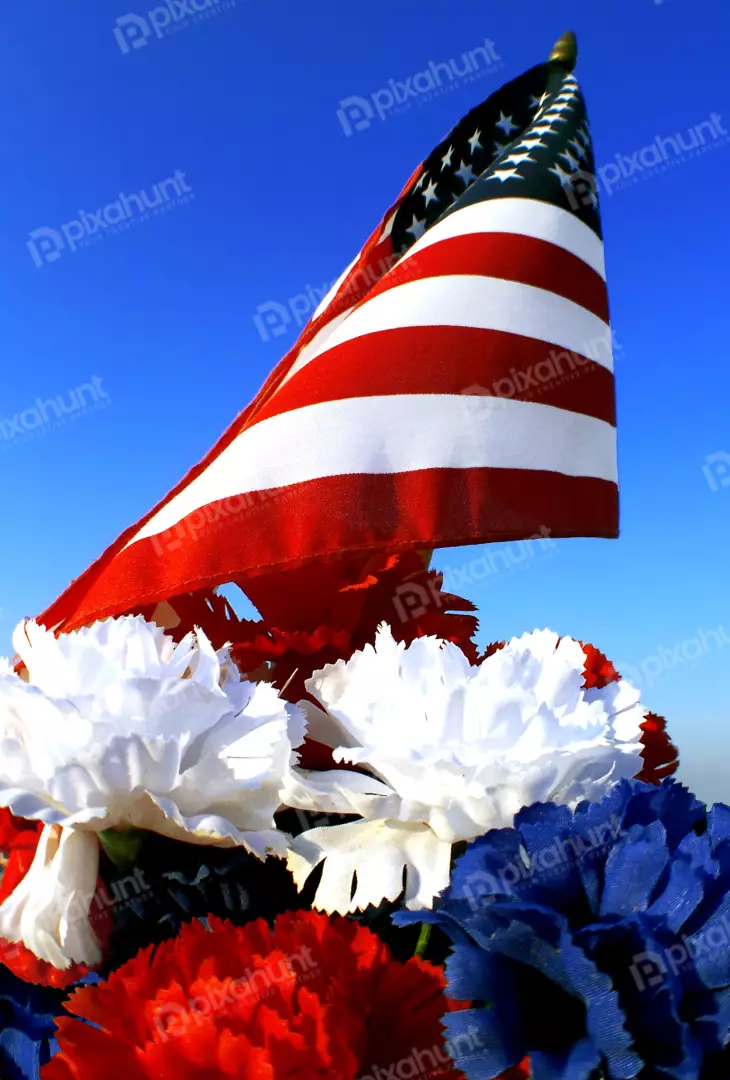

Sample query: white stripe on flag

[129,395,617,544]
[399,197,606,279]
[282,275,613,386]
[310,256,360,322]
[278,307,354,387]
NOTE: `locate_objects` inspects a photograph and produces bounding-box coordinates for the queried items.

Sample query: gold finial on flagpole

[549,31,578,71]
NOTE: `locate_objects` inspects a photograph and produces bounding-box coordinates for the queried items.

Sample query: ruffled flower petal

[397,778,730,1078]
[43,911,466,1080]
[0,824,100,969]
[288,819,452,912]
[286,625,646,912]
[0,616,302,845]
[0,615,304,970]
[282,767,395,818]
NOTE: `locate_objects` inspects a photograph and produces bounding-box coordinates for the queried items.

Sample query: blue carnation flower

[0,964,67,1080]
[395,779,730,1080]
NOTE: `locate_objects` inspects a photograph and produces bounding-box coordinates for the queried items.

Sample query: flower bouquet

[3,31,725,1080]
[3,580,703,1080]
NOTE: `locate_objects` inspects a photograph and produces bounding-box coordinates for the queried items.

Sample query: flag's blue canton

[395,779,730,1080]
[392,61,601,258]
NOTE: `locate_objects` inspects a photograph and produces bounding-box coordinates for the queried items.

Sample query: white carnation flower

[285,625,645,914]
[0,615,304,968]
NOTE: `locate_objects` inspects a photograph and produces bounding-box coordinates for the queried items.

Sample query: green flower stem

[414,922,432,959]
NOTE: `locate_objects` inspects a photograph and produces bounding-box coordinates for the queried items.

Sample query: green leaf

[98,827,145,870]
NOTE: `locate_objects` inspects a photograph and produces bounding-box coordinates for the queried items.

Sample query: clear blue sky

[0,0,728,800]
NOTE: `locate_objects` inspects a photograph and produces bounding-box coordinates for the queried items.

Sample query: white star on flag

[488,166,523,183]
[421,178,439,206]
[542,101,574,119]
[559,150,580,171]
[405,214,426,239]
[455,160,476,187]
[495,111,518,136]
[541,110,572,127]
[504,151,535,168]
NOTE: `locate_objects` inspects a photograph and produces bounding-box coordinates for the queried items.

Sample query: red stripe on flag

[41,469,618,632]
[363,232,611,324]
[251,327,616,427]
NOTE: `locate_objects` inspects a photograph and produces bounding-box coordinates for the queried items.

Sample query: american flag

[39,42,617,633]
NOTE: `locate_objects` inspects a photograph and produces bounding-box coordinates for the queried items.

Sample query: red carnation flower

[232,625,354,698]
[0,805,41,852]
[577,642,678,785]
[481,640,506,661]
[502,1062,531,1079]
[139,552,479,687]
[0,809,42,913]
[635,711,678,783]
[44,911,468,1080]
[580,642,619,690]
[0,809,112,988]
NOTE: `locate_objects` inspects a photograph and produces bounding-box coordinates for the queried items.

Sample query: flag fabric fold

[39,55,617,633]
